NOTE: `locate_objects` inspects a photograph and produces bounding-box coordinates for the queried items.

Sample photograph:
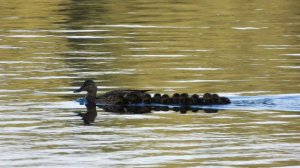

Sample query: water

[1,0,300,167]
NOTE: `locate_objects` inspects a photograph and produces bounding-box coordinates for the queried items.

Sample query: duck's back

[96,89,149,104]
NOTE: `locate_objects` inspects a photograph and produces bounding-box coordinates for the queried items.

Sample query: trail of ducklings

[115,92,231,106]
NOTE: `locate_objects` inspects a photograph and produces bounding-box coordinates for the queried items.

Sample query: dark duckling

[203,93,212,105]
[172,93,180,104]
[191,94,200,105]
[153,93,162,103]
[179,93,189,105]
[197,98,205,105]
[211,94,220,104]
[142,93,152,104]
[161,94,171,104]
[219,97,231,104]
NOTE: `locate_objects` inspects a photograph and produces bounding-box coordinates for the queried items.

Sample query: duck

[74,80,150,105]
[203,93,212,104]
[179,93,189,105]
[125,94,142,104]
[219,96,231,104]
[142,93,152,104]
[211,94,220,104]
[161,94,171,104]
[152,93,162,103]
[172,93,180,104]
[191,94,200,105]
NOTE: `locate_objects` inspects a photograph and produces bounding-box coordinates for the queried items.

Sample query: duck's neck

[86,86,97,103]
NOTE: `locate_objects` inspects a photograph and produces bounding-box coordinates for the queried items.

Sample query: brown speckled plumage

[74,80,149,105]
[97,90,149,104]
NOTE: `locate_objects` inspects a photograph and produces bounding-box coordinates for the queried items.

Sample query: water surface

[0,0,300,167]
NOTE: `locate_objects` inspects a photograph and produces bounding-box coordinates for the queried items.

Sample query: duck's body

[97,89,149,104]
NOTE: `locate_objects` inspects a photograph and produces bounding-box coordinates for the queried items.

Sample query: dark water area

[0,0,300,167]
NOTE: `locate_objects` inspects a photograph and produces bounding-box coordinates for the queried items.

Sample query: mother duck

[74,80,149,104]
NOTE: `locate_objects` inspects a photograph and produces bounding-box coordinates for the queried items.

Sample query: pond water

[0,0,300,167]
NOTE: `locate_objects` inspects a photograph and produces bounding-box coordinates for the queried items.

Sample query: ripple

[166,80,226,83]
[63,35,132,39]
[0,73,19,76]
[0,89,29,93]
[281,53,300,56]
[14,76,77,80]
[232,27,260,30]
[128,47,149,51]
[7,35,51,38]
[55,51,111,55]
[278,66,300,69]
[49,29,110,33]
[0,45,24,49]
[249,121,288,125]
[0,61,45,64]
[180,49,210,52]
[272,115,300,118]
[0,120,41,126]
[203,158,297,166]
[126,54,187,58]
[166,67,222,71]
[34,56,115,60]
[72,69,136,76]
[258,44,291,50]
[86,24,192,29]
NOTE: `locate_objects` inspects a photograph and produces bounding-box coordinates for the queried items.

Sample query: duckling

[161,94,171,104]
[203,93,212,105]
[142,93,152,104]
[191,94,199,105]
[211,94,220,104]
[153,93,161,103]
[179,93,189,105]
[197,98,205,105]
[219,97,231,104]
[172,93,180,104]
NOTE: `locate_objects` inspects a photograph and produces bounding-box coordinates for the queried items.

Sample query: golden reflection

[0,1,299,167]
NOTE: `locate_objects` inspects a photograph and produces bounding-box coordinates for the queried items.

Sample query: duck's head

[74,80,97,93]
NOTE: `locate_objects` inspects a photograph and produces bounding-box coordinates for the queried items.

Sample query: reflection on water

[77,93,300,125]
[79,104,219,125]
[1,0,300,167]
